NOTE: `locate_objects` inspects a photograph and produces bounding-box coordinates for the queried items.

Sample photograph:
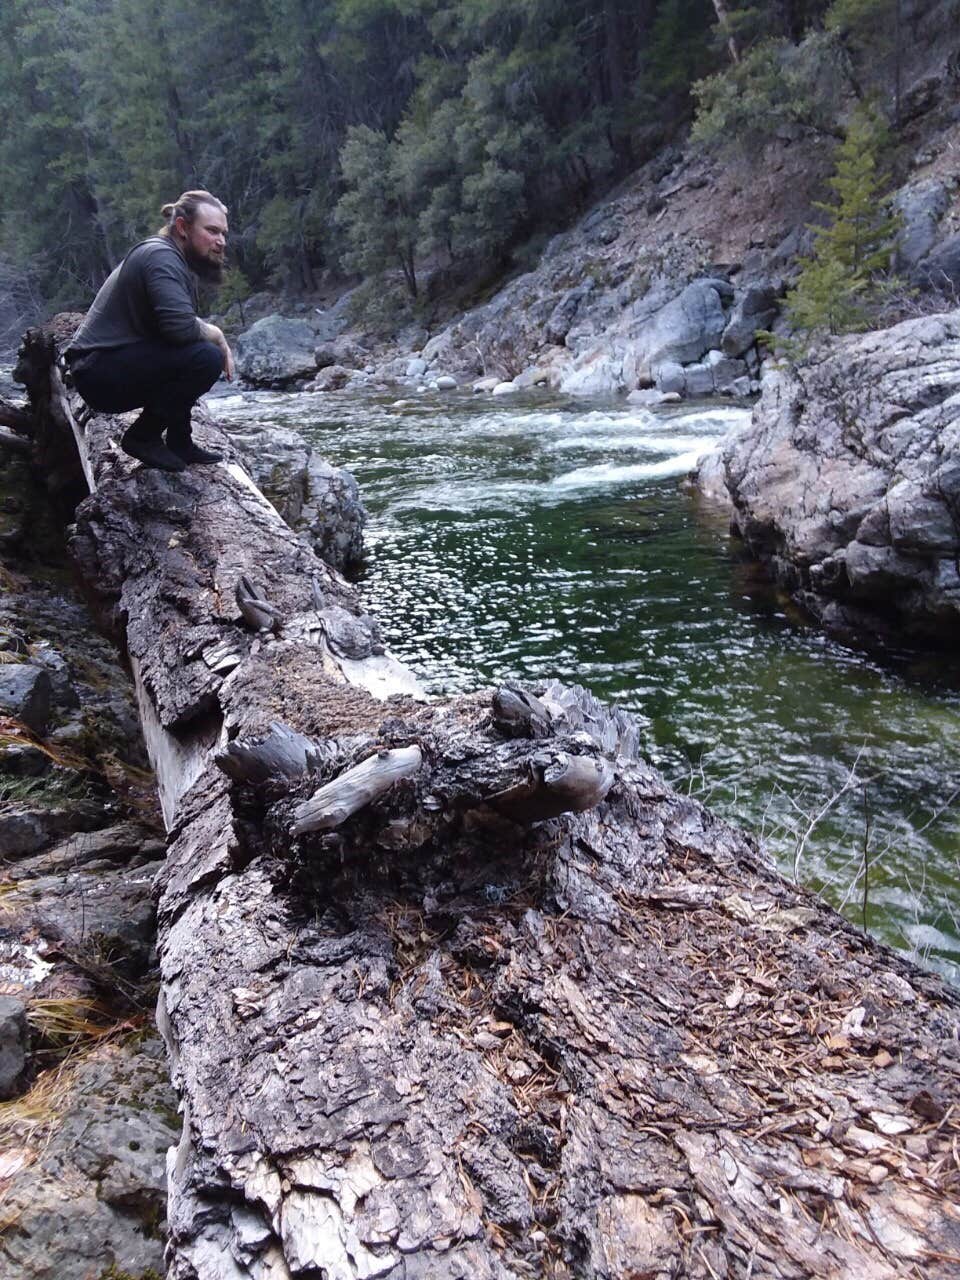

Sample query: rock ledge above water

[718,308,960,645]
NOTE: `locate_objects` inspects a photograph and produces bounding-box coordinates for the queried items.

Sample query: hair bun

[161,202,177,218]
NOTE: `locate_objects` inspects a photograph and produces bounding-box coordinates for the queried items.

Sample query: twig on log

[291,745,424,834]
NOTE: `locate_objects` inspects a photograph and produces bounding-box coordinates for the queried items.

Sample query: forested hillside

[0,0,932,329]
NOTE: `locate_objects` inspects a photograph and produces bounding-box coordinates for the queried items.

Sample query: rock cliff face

[719,309,960,645]
[379,148,802,398]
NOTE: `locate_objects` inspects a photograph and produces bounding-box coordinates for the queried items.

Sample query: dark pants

[69,339,223,443]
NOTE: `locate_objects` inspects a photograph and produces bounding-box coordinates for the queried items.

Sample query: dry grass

[0,1058,76,1137]
[0,714,92,774]
[26,997,121,1050]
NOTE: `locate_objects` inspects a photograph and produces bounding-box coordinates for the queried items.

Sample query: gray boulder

[726,376,754,398]
[315,336,368,370]
[0,995,28,1098]
[636,279,728,368]
[915,233,960,293]
[0,1037,177,1280]
[627,387,672,406]
[705,349,748,392]
[721,285,779,357]
[235,315,318,387]
[560,351,625,396]
[561,278,729,396]
[719,308,960,643]
[0,662,51,734]
[894,178,950,271]
[654,361,685,394]
[512,366,550,389]
[683,362,715,396]
[227,421,366,574]
[310,363,355,392]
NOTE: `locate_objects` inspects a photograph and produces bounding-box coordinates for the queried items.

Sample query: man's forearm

[198,320,235,381]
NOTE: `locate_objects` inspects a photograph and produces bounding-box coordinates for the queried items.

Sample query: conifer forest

[0,0,913,315]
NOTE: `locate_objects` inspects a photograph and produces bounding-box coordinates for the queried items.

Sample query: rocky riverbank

[695,308,960,648]
[217,35,960,655]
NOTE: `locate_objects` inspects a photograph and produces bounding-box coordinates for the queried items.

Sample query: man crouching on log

[64,189,234,472]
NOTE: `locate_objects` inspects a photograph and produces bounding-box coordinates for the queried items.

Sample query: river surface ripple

[214,385,960,983]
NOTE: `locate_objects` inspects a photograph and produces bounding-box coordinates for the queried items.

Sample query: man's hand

[199,321,235,381]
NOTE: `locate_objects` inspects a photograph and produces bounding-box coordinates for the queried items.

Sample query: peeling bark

[20,321,960,1279]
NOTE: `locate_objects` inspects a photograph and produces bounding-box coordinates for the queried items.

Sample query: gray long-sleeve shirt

[67,236,204,355]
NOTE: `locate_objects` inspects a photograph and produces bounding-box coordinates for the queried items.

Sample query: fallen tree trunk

[20,321,960,1279]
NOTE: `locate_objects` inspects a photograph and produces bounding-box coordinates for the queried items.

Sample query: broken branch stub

[486,751,615,823]
[290,744,424,835]
[215,721,331,785]
[235,573,284,632]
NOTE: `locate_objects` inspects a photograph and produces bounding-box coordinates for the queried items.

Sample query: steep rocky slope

[242,64,960,406]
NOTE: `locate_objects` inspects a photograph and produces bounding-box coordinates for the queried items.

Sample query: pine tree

[785,108,900,339]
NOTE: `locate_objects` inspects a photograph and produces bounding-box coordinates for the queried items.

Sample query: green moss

[0,767,95,808]
[98,1266,163,1280]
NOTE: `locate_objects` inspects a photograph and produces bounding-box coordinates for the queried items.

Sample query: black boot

[171,440,224,465]
[166,417,223,465]
[120,411,187,472]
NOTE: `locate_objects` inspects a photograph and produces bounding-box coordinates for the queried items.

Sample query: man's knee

[186,340,224,387]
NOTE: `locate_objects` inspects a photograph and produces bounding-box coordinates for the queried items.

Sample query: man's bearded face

[179,203,228,284]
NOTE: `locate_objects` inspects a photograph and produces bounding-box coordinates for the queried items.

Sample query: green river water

[215,386,960,983]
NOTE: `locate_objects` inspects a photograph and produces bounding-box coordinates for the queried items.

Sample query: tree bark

[19,320,960,1280]
[711,0,741,65]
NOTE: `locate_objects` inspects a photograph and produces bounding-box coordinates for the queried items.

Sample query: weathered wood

[216,722,331,785]
[291,745,425,835]
[236,573,285,633]
[22,319,960,1280]
[485,750,615,823]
